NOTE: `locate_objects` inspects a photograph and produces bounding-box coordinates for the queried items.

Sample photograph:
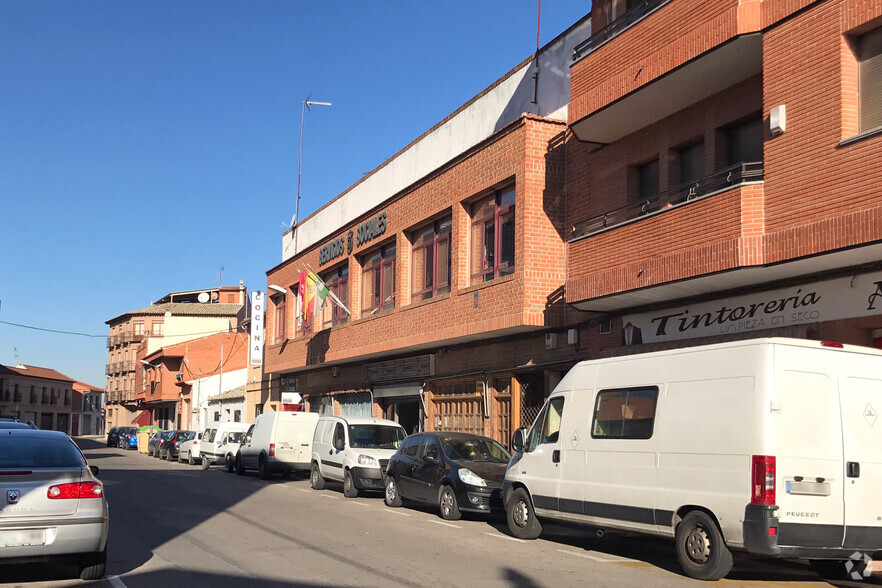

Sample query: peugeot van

[200,422,250,471]
[504,338,882,581]
[236,411,319,479]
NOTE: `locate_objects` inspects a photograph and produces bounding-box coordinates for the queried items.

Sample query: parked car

[0,429,108,580]
[116,427,138,450]
[310,416,406,497]
[106,427,120,447]
[503,338,882,581]
[178,431,203,465]
[162,430,195,461]
[0,421,32,429]
[384,432,510,520]
[237,412,319,479]
[147,430,169,457]
[200,422,249,471]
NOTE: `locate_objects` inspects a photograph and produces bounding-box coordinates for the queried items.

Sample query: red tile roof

[0,364,75,383]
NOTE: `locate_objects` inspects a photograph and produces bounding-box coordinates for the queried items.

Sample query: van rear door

[837,352,882,549]
[774,346,845,548]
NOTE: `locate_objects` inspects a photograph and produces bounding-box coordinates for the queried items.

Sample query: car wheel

[78,547,107,581]
[201,456,210,471]
[675,510,733,581]
[258,456,270,480]
[226,455,235,473]
[439,486,461,521]
[310,463,325,490]
[507,487,542,540]
[188,453,196,466]
[236,454,245,475]
[384,476,402,507]
[343,469,358,498]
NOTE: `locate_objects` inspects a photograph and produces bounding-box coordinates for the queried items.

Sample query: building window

[29,385,36,404]
[13,384,20,402]
[362,243,396,314]
[858,27,882,132]
[42,386,48,404]
[725,117,763,166]
[134,322,144,336]
[233,410,241,422]
[637,158,659,200]
[64,390,71,406]
[677,141,704,186]
[412,217,452,302]
[214,411,221,422]
[50,388,58,405]
[0,379,7,402]
[321,266,349,329]
[470,186,515,284]
[274,295,287,344]
[152,322,163,337]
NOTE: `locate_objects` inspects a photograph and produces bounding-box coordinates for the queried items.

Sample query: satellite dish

[164,311,172,317]
[197,292,210,303]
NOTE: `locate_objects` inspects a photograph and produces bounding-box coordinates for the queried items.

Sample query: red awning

[133,410,151,427]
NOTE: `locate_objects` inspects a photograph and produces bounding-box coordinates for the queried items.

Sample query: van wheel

[310,463,325,490]
[258,456,270,480]
[439,486,461,521]
[236,455,245,475]
[188,454,195,466]
[201,456,210,470]
[507,488,542,539]
[384,476,402,507]
[675,511,733,581]
[343,469,358,498]
[226,456,235,473]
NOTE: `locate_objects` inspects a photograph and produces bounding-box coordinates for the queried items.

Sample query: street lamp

[292,99,332,255]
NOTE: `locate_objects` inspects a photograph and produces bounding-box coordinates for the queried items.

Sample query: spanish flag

[298,271,316,323]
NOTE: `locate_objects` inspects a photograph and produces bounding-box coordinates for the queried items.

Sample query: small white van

[504,338,882,581]
[200,422,250,471]
[310,416,406,497]
[236,411,319,480]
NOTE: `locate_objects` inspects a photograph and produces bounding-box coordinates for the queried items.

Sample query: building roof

[106,302,242,324]
[206,385,247,403]
[0,364,75,383]
[73,381,105,393]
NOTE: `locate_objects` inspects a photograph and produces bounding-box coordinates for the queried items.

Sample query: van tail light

[269,443,275,457]
[48,482,103,499]
[751,455,776,505]
[821,341,843,348]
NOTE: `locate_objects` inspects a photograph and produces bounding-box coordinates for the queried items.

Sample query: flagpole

[305,264,351,316]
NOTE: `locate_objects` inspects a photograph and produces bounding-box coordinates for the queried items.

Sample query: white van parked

[504,338,882,581]
[236,411,319,480]
[310,416,406,497]
[200,422,250,472]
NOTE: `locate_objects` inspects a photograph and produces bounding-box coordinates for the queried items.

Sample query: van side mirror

[511,427,526,453]
[333,437,345,451]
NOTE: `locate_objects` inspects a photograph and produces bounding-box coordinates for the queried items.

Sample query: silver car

[0,429,109,580]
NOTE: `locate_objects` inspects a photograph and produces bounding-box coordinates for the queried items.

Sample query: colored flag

[311,270,330,316]
[299,271,316,323]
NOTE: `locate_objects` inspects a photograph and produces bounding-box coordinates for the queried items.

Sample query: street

[0,437,873,588]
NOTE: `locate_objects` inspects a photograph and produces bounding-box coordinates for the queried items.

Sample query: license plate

[0,529,47,547]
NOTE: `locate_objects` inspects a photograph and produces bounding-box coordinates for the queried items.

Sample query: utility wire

[0,319,248,340]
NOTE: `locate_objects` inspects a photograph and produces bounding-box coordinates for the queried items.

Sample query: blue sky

[0,1,589,388]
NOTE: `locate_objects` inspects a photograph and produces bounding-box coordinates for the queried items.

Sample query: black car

[162,430,195,461]
[383,432,511,520]
[106,427,120,446]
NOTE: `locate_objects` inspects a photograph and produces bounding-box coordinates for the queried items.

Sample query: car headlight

[458,468,487,487]
[357,454,379,467]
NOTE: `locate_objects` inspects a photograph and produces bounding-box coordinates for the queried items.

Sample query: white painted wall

[281,19,590,261]
[187,368,247,433]
[145,316,234,355]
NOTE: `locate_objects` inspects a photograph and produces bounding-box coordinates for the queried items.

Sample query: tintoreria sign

[622,272,882,345]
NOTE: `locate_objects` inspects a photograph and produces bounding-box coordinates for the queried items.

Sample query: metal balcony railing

[573,0,672,60]
[571,162,763,240]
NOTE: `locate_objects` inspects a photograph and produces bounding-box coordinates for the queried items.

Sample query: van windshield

[228,432,243,444]
[348,425,406,449]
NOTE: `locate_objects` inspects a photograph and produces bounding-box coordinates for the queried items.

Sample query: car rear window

[0,436,86,469]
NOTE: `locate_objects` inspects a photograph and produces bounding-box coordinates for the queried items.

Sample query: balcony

[571,162,763,241]
[118,361,134,373]
[573,0,672,60]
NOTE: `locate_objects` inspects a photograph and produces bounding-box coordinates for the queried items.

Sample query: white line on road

[482,532,521,542]
[319,494,339,499]
[556,548,630,563]
[429,520,461,529]
[384,509,411,516]
[108,575,128,588]
[349,501,371,507]
[295,488,311,493]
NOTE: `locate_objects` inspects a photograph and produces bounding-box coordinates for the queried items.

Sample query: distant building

[72,381,105,436]
[104,283,248,429]
[0,364,75,432]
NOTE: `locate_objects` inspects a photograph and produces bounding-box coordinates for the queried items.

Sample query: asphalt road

[0,437,876,587]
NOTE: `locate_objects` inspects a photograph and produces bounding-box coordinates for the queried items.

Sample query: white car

[178,431,202,465]
[0,429,109,580]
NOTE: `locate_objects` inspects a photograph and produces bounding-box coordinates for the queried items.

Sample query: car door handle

[847,462,860,478]
[552,450,560,463]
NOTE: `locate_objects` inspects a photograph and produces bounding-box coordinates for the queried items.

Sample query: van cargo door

[839,364,882,550]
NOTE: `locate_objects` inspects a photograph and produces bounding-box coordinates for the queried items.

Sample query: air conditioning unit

[545,333,558,350]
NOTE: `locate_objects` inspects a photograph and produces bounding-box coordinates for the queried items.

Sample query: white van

[310,416,406,497]
[236,411,319,480]
[200,422,250,471]
[504,338,882,581]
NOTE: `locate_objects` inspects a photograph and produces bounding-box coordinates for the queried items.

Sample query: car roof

[324,416,403,427]
[1,429,70,440]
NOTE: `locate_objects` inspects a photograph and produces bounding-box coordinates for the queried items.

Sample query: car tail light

[269,443,275,457]
[821,341,843,348]
[751,455,776,505]
[48,482,103,499]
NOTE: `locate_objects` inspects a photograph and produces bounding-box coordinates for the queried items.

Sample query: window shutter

[859,27,882,132]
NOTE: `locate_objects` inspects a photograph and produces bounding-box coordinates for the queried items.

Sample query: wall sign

[319,235,346,265]
[319,211,388,265]
[357,212,387,247]
[622,272,882,345]
[249,291,264,366]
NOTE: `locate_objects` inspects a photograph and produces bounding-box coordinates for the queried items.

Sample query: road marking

[349,501,370,507]
[108,575,128,588]
[295,488,311,494]
[384,509,410,516]
[483,532,521,542]
[430,520,461,529]
[319,494,339,500]
[556,548,627,563]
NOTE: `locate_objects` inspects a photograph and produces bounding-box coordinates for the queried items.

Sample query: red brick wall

[265,117,568,375]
